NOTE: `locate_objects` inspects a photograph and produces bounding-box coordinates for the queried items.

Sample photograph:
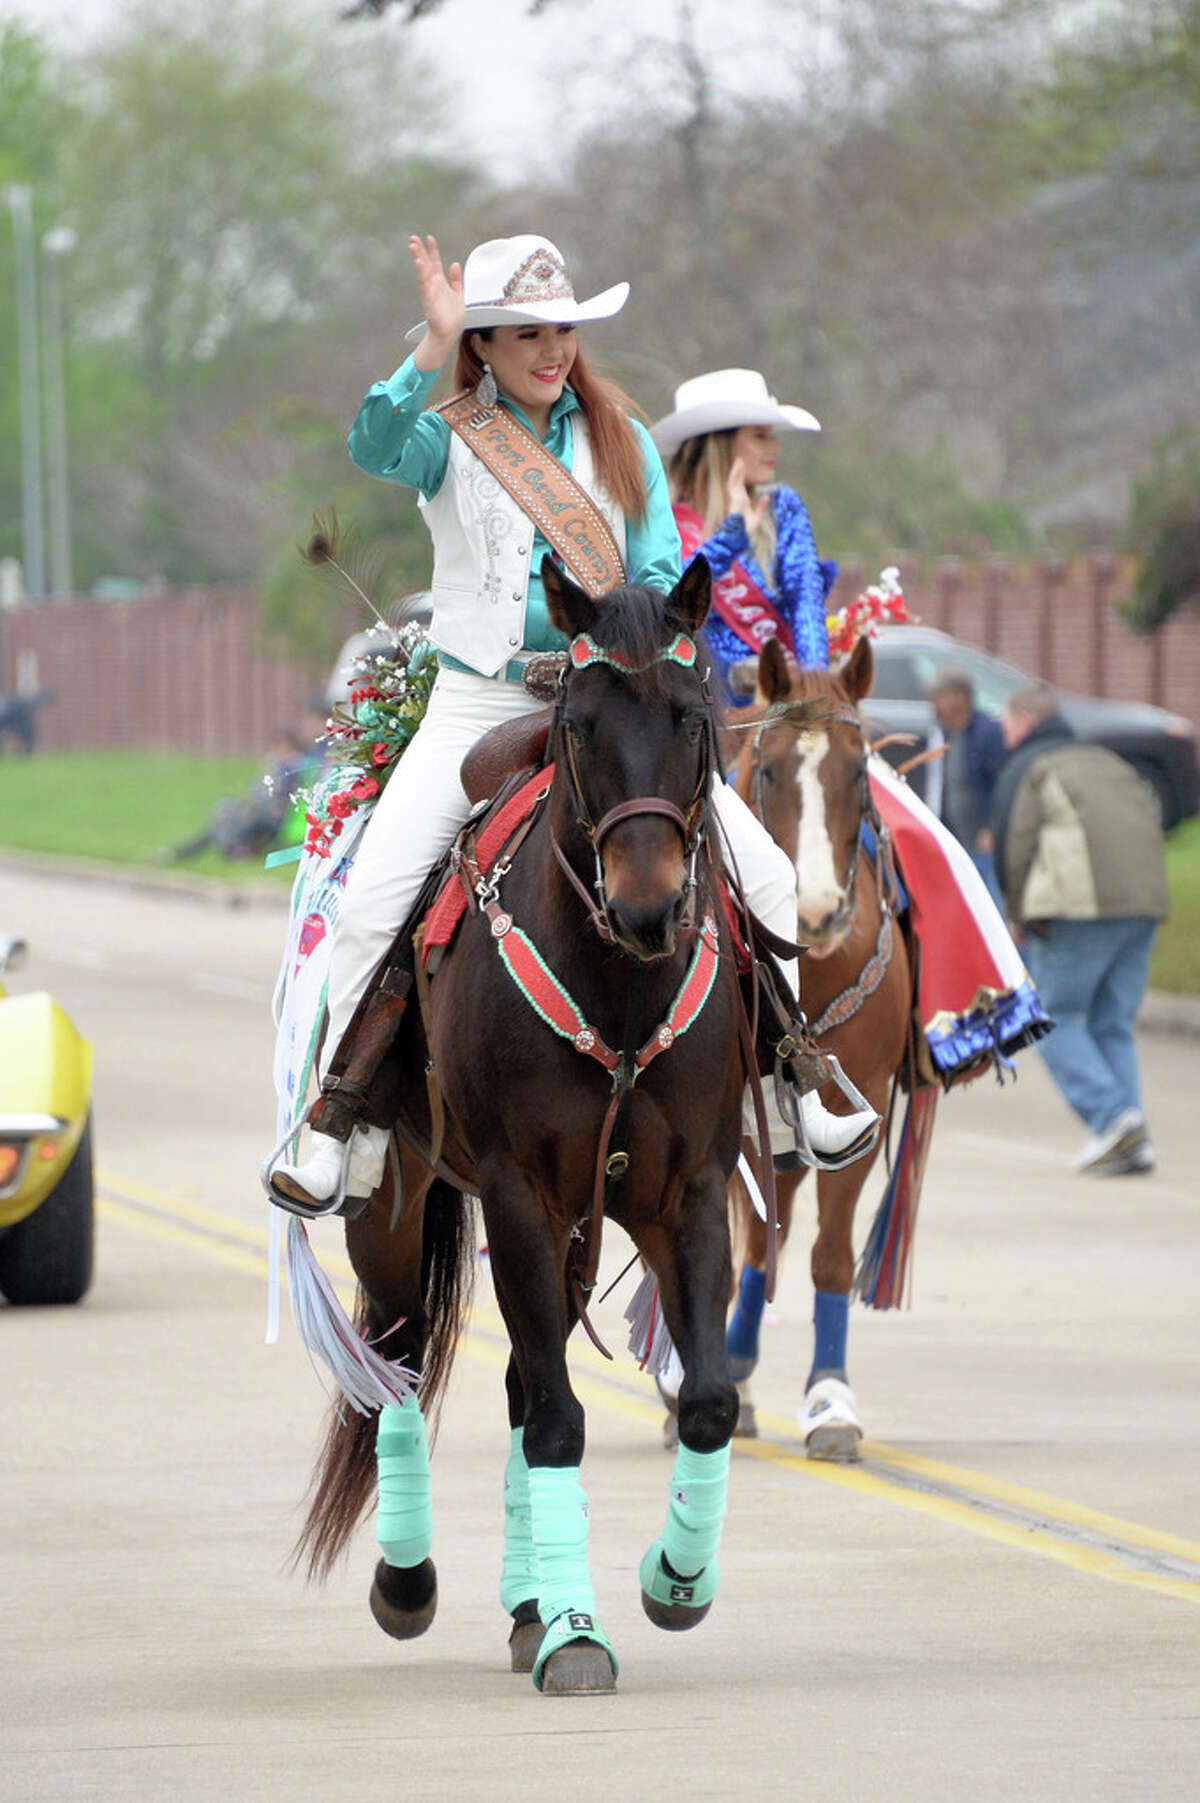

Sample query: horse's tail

[292,1179,476,1582]
[418,1177,478,1431]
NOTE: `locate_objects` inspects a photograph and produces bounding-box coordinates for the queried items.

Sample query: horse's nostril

[607,898,679,960]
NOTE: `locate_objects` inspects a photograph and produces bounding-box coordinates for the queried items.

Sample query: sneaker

[1073,1109,1145,1173]
[1100,1135,1155,1177]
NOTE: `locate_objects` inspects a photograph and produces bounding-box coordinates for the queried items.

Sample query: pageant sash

[439,390,626,598]
[675,504,794,655]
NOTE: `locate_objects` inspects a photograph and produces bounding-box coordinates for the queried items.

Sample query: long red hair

[453,334,648,520]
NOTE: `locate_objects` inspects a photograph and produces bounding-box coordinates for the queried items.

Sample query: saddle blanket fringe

[854,1085,939,1309]
[624,1268,679,1379]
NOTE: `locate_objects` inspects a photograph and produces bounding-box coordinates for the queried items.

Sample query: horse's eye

[760,765,778,786]
[683,712,706,744]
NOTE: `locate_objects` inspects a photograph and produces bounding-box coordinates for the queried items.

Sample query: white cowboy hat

[405,234,629,344]
[650,368,821,455]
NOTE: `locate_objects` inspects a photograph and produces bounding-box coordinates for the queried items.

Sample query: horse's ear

[542,555,597,638]
[841,633,875,702]
[666,554,711,636]
[756,636,792,705]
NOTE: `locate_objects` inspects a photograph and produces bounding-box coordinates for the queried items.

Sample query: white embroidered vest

[419,413,627,679]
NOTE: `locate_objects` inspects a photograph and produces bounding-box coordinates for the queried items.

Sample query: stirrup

[774,1054,880,1174]
[260,1121,364,1221]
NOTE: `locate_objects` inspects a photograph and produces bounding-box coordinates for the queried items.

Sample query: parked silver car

[861,625,1199,831]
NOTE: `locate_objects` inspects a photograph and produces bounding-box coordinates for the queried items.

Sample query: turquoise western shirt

[347,356,682,672]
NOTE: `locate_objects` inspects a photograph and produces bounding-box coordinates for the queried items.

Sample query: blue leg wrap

[809,1288,850,1386]
[527,1464,617,1690]
[499,1427,538,1615]
[375,1396,433,1570]
[727,1262,767,1378]
[640,1441,730,1611]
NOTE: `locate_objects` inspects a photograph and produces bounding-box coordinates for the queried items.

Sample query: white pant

[323,667,798,1062]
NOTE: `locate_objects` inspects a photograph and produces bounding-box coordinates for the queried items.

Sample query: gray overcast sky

[9,0,802,181]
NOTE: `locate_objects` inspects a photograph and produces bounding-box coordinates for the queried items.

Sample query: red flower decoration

[371,741,391,768]
[350,775,380,800]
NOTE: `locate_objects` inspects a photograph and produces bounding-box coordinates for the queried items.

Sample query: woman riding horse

[272,241,875,1215]
[653,369,1051,1445]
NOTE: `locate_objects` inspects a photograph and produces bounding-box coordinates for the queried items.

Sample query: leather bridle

[748,699,874,939]
[551,633,718,946]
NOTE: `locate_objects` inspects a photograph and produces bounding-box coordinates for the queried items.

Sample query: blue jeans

[972,848,1005,914]
[1023,917,1158,1134]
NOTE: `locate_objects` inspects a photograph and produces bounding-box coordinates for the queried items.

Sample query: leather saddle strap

[439,390,626,598]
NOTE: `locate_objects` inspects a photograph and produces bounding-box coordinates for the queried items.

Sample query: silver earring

[475,360,497,410]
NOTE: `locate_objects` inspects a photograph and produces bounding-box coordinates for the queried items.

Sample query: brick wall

[2,558,1197,755]
[0,588,320,756]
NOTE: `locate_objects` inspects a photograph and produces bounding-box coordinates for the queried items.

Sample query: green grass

[1151,816,1200,995]
[0,751,296,882]
[0,753,1197,991]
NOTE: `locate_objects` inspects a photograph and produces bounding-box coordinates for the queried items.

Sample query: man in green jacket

[993,682,1169,1176]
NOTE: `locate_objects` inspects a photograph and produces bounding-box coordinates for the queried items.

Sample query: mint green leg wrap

[499,1428,538,1614]
[527,1464,618,1690]
[639,1441,731,1610]
[375,1396,433,1570]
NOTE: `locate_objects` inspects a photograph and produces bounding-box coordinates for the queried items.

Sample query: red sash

[674,504,794,656]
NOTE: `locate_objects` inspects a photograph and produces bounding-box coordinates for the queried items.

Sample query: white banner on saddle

[271,797,374,1141]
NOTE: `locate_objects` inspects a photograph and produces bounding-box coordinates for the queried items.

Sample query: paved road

[2,866,1198,1803]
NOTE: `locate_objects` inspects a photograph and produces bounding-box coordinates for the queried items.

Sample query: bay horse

[292,558,747,1694]
[722,633,914,1458]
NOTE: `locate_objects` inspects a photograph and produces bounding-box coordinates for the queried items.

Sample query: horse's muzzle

[601,819,689,961]
[795,892,853,951]
[605,888,688,962]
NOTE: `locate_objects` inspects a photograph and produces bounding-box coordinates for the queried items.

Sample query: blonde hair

[668,431,777,573]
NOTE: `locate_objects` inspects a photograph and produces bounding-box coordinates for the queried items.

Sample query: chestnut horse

[292,560,748,1694]
[723,634,913,1459]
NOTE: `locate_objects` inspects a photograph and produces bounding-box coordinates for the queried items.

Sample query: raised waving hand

[409,234,465,368]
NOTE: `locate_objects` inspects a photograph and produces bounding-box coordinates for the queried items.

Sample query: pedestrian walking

[928,667,1006,910]
[992,681,1169,1174]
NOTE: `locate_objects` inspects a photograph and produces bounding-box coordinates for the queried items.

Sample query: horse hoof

[733,1396,758,1438]
[662,1411,680,1452]
[641,1591,714,1632]
[369,1556,438,1640]
[806,1423,861,1463]
[799,1376,862,1463]
[509,1605,545,1673]
[540,1643,618,1695]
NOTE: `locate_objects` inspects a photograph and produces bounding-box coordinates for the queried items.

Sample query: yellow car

[0,937,94,1305]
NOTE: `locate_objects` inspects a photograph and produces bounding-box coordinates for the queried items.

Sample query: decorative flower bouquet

[826,566,910,661]
[302,620,438,859]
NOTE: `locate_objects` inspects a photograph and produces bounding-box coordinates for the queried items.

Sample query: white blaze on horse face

[793,730,842,931]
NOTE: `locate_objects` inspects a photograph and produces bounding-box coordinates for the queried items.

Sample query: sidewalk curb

[4,848,1199,1037]
[0,848,291,912]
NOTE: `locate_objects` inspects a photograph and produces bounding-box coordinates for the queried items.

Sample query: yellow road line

[97,1176,1200,1604]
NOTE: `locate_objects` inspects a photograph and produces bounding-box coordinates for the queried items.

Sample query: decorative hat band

[487,248,576,308]
[569,632,698,675]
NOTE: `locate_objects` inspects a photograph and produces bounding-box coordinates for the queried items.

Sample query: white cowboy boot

[273,1124,390,1210]
[798,1088,879,1163]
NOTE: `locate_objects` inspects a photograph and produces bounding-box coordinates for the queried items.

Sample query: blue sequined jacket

[675,487,838,703]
